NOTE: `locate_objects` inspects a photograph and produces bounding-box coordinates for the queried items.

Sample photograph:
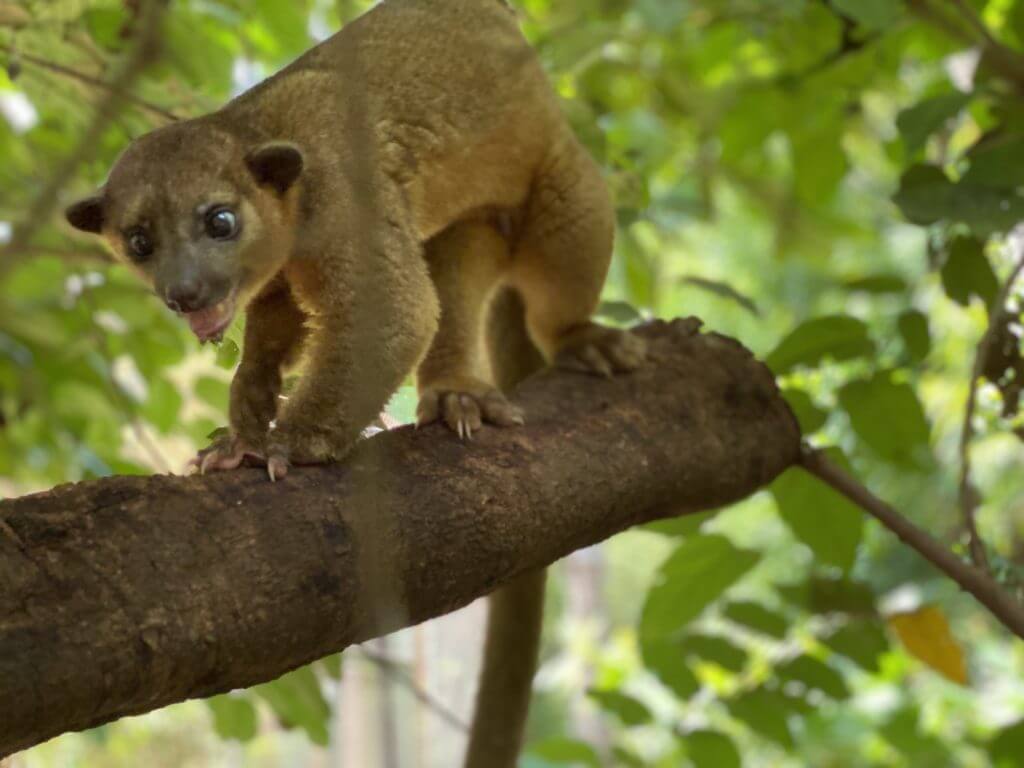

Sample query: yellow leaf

[888,605,968,685]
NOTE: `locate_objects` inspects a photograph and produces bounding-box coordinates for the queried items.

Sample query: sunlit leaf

[896,92,971,156]
[683,729,741,768]
[771,456,864,572]
[641,636,700,701]
[722,600,790,639]
[585,688,652,726]
[640,534,760,638]
[253,665,330,745]
[940,235,998,308]
[888,605,969,685]
[898,310,932,364]
[838,372,932,468]
[766,315,875,374]
[726,687,796,748]
[822,620,890,672]
[990,719,1024,768]
[776,655,850,700]
[781,388,828,434]
[528,737,601,768]
[681,632,747,673]
[206,694,258,742]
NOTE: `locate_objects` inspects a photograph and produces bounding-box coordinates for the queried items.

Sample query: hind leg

[510,137,646,376]
[416,220,524,438]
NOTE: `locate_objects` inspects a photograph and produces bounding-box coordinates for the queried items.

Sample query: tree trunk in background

[566,546,610,752]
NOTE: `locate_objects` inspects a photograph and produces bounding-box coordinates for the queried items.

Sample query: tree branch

[0,320,800,758]
[959,234,1024,570]
[0,0,166,275]
[908,0,1024,91]
[356,646,469,733]
[801,447,1024,639]
[0,45,181,123]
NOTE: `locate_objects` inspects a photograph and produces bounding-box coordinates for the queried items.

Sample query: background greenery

[2,0,1024,766]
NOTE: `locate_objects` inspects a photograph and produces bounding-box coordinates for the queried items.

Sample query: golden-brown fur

[66,0,646,478]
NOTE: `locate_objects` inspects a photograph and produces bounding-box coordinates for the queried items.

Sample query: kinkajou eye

[126,228,154,262]
[205,207,239,240]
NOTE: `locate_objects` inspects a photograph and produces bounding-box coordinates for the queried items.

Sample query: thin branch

[958,233,1024,569]
[948,0,1004,51]
[0,0,167,275]
[0,45,180,123]
[908,0,1024,90]
[78,290,174,474]
[356,646,469,733]
[801,446,1024,640]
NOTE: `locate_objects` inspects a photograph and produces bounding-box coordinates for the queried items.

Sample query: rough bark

[0,318,801,758]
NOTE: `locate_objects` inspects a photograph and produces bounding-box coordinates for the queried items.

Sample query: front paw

[554,322,647,378]
[417,377,524,439]
[189,432,263,475]
[264,424,353,482]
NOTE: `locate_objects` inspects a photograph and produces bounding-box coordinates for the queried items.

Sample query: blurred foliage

[3,0,1024,766]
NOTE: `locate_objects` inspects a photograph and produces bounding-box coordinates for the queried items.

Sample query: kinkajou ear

[65,195,105,234]
[245,142,305,195]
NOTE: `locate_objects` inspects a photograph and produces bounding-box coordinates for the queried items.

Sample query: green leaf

[778,574,878,616]
[766,315,875,374]
[640,637,700,701]
[726,688,795,748]
[640,534,760,638]
[830,0,904,30]
[206,694,258,742]
[776,655,850,700]
[990,719,1024,768]
[528,737,601,768]
[722,600,790,639]
[320,653,343,679]
[940,236,999,308]
[254,665,330,745]
[596,300,643,325]
[215,338,241,369]
[781,388,828,434]
[83,7,130,52]
[822,620,890,672]
[841,274,908,294]
[586,689,653,726]
[683,729,741,768]
[893,165,1024,237]
[838,372,932,468]
[681,633,747,673]
[896,92,971,156]
[141,377,182,434]
[771,461,864,572]
[680,276,760,316]
[898,310,932,364]
[962,135,1024,188]
[881,707,949,764]
[195,376,230,412]
[642,510,717,538]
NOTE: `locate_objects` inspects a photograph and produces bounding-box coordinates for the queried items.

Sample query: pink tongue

[187,306,223,336]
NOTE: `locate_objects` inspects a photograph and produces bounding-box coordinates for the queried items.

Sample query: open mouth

[185,294,236,343]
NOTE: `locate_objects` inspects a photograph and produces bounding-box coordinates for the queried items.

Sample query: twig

[948,0,1003,51]
[801,446,1024,640]
[78,290,174,474]
[356,646,469,733]
[0,0,167,274]
[958,233,1024,569]
[0,45,180,123]
[908,0,1024,91]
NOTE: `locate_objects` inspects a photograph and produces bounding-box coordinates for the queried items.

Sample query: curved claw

[267,454,290,482]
